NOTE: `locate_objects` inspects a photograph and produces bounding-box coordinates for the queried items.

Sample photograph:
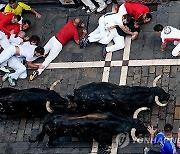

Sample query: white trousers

[8,56,27,80]
[118,4,127,15]
[38,36,63,75]
[99,28,125,52]
[88,15,109,42]
[81,0,105,10]
[0,31,10,49]
[0,45,16,64]
[172,41,180,56]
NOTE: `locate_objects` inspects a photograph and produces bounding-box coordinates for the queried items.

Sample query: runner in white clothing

[154,24,180,56]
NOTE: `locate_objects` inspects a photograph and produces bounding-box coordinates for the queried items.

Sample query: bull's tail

[29,131,45,143]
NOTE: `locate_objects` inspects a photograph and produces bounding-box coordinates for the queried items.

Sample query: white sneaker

[8,76,16,87]
[97,3,107,12]
[82,6,86,10]
[106,0,112,4]
[0,66,10,73]
[2,73,9,82]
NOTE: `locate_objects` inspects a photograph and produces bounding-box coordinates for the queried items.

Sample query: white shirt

[18,41,38,62]
[161,26,180,43]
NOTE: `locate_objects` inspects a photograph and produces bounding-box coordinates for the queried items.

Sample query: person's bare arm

[119,25,135,36]
[147,125,157,144]
[161,42,166,51]
[30,8,41,18]
[27,61,40,68]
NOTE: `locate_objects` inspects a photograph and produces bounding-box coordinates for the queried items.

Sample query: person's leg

[98,28,117,44]
[37,36,63,75]
[172,43,180,57]
[96,0,107,12]
[0,45,16,64]
[106,34,125,52]
[81,0,96,11]
[44,36,54,56]
[0,32,10,49]
[8,56,27,80]
[117,3,127,15]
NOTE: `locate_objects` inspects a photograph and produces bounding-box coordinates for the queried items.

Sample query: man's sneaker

[97,3,107,12]
[0,65,10,73]
[2,73,9,82]
[106,0,112,4]
[29,70,39,81]
[102,47,107,58]
[80,36,90,48]
[82,6,86,10]
[8,76,15,87]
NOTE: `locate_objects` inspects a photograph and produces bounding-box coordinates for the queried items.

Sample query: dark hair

[123,14,133,24]
[14,15,21,22]
[29,35,40,45]
[35,46,45,55]
[146,13,152,20]
[9,0,16,4]
[23,19,31,26]
[135,18,144,26]
[164,123,173,133]
[153,24,164,32]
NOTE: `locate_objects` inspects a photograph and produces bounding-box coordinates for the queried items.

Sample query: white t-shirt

[104,13,123,29]
[9,34,23,46]
[161,26,180,43]
[18,41,38,62]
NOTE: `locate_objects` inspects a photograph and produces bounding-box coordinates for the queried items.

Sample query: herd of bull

[0,75,170,150]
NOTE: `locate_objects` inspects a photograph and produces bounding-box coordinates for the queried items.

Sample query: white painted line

[129,59,180,66]
[123,36,132,60]
[119,66,128,85]
[111,61,123,67]
[90,140,99,154]
[44,61,105,69]
[102,67,111,82]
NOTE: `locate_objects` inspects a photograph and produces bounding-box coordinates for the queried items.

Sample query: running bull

[0,80,69,116]
[29,108,148,149]
[47,75,170,115]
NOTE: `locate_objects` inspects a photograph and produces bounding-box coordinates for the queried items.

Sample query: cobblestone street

[0,0,180,153]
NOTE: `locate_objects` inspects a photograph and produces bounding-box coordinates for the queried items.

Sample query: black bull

[66,81,170,115]
[0,76,170,116]
[29,112,148,148]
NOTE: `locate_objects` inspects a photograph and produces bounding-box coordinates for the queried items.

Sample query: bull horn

[50,79,63,91]
[153,75,161,87]
[131,107,149,142]
[133,107,150,119]
[155,96,168,107]
[46,101,53,113]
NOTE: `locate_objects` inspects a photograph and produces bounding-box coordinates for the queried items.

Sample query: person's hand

[37,64,45,69]
[79,23,85,28]
[36,13,41,19]
[161,43,166,52]
[82,29,87,34]
[147,125,157,135]
[24,36,29,41]
[10,30,14,35]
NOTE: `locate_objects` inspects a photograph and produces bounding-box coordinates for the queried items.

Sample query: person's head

[153,24,164,35]
[143,13,152,24]
[17,31,25,38]
[34,46,45,58]
[9,0,17,9]
[29,35,40,45]
[22,20,31,31]
[164,123,173,136]
[134,18,144,29]
[11,15,21,24]
[73,18,82,27]
[122,14,133,25]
